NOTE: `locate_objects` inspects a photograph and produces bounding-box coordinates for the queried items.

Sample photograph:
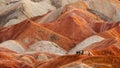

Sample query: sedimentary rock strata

[0,0,120,68]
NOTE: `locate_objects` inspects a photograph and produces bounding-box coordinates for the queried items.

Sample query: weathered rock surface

[87,0,120,21]
[91,22,120,33]
[99,25,120,43]
[28,41,67,55]
[0,40,25,53]
[42,7,98,43]
[68,35,105,54]
[0,20,75,51]
[0,0,56,27]
[1,0,120,27]
[0,0,120,68]
[84,38,120,56]
[37,55,120,68]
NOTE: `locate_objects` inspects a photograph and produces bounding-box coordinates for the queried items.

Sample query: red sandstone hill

[0,0,120,68]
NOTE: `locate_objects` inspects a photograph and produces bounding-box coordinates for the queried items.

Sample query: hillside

[0,0,120,68]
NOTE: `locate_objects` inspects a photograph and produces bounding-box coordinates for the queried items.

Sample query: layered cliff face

[0,0,120,68]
